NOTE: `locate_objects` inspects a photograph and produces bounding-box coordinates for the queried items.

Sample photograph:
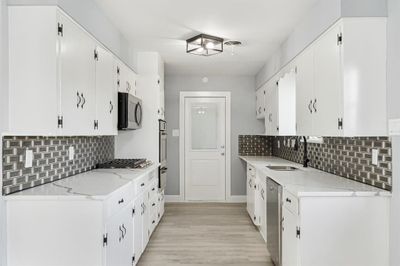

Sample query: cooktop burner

[97,159,152,169]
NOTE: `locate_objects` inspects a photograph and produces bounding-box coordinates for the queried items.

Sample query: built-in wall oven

[159,120,167,190]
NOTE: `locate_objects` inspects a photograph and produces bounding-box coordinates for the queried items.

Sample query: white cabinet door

[254,175,262,226]
[282,207,298,266]
[59,14,96,135]
[105,205,134,266]
[265,82,279,136]
[256,86,265,119]
[313,24,343,136]
[134,194,144,262]
[295,47,314,136]
[142,187,151,248]
[259,179,267,242]
[278,69,296,136]
[95,46,117,136]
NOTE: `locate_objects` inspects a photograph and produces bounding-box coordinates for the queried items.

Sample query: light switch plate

[172,129,180,137]
[372,149,378,165]
[389,119,400,136]
[25,149,33,168]
[68,146,75,161]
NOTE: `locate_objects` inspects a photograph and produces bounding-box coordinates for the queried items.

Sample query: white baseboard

[227,195,246,203]
[165,195,184,202]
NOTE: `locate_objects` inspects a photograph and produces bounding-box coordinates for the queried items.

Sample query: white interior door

[184,97,226,201]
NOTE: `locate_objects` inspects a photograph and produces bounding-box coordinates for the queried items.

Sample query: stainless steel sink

[266,165,298,171]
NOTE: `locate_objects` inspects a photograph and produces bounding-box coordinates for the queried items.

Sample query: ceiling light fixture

[186,34,224,56]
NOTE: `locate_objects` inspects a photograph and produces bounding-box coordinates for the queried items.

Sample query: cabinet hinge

[57,116,63,128]
[94,120,99,130]
[103,234,108,246]
[337,32,343,46]
[94,49,99,61]
[132,208,135,217]
[276,80,279,86]
[338,118,343,130]
[57,23,63,37]
[296,227,301,239]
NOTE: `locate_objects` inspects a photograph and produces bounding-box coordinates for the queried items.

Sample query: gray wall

[165,76,264,196]
[7,0,133,68]
[387,0,400,265]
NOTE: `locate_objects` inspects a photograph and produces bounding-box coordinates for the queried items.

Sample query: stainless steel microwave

[118,92,143,130]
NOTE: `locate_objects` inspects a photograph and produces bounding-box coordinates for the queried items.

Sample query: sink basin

[266,165,298,171]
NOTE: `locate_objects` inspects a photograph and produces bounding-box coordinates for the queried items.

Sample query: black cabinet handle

[110,101,113,114]
[152,203,156,207]
[76,91,81,108]
[119,226,123,242]
[308,100,313,114]
[141,183,145,187]
[152,220,155,224]
[81,93,86,108]
[152,188,155,191]
[286,198,292,203]
[118,198,124,204]
[313,98,317,112]
[122,224,127,238]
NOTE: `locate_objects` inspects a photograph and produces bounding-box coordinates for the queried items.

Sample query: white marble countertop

[5,163,160,201]
[240,156,391,197]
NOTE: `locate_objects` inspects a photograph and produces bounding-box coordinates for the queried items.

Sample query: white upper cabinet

[8,6,135,136]
[95,45,117,136]
[8,6,60,135]
[265,68,296,136]
[58,13,96,136]
[295,18,387,136]
[117,60,137,96]
[295,47,315,136]
[256,86,266,119]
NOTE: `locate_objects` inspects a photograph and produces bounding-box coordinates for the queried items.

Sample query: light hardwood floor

[138,203,273,266]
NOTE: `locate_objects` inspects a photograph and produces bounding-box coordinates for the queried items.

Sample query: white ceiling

[95,0,320,75]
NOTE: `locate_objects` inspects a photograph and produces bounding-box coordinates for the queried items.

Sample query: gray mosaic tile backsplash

[239,135,392,191]
[238,135,272,156]
[2,136,114,195]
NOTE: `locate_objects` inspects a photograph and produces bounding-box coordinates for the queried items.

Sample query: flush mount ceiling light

[186,34,224,56]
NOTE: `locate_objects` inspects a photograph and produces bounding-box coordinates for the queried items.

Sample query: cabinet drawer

[282,189,298,214]
[105,183,134,218]
[149,211,158,235]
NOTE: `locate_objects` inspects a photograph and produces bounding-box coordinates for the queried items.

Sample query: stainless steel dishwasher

[267,177,282,266]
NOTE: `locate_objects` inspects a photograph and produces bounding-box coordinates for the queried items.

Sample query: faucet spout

[302,136,310,168]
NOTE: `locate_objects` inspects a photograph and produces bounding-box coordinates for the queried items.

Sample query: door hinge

[94,120,99,130]
[337,32,343,46]
[94,49,99,61]
[296,226,301,239]
[338,118,343,130]
[57,23,63,37]
[57,116,63,129]
[103,234,108,246]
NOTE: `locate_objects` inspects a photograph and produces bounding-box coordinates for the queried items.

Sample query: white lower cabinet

[6,169,165,266]
[258,177,267,242]
[106,205,134,266]
[246,164,256,223]
[280,190,390,266]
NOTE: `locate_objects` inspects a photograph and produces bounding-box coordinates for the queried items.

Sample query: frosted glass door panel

[191,103,218,150]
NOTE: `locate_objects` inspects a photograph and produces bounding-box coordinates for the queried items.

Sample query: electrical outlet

[277,140,280,149]
[68,146,75,161]
[372,149,378,165]
[291,139,296,148]
[25,149,33,168]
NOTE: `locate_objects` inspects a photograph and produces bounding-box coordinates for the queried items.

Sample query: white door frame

[179,91,231,202]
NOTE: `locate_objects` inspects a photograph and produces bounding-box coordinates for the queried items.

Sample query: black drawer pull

[286,198,292,203]
[152,188,155,191]
[152,203,156,207]
[141,183,145,187]
[152,220,155,224]
[118,198,124,204]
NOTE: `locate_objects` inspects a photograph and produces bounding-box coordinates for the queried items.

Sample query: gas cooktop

[97,159,153,169]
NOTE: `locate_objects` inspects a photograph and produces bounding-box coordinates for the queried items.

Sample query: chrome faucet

[302,136,309,168]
